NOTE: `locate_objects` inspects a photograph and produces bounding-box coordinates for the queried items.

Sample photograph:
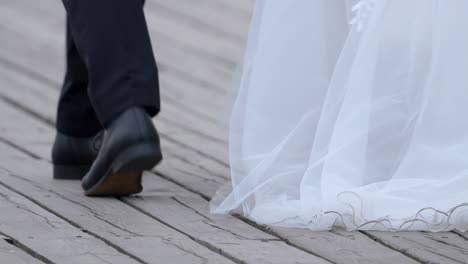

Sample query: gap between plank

[154,171,336,264]
[0,130,245,264]
[0,137,43,160]
[0,80,337,264]
[0,169,147,264]
[117,198,247,264]
[361,232,424,264]
[0,58,427,264]
[0,228,53,264]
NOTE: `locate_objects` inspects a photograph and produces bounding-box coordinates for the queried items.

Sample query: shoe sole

[84,142,162,197]
[54,164,91,180]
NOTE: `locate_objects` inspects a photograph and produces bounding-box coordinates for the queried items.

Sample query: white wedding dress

[210,0,468,231]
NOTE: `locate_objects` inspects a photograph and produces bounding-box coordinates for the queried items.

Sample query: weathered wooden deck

[1,1,468,263]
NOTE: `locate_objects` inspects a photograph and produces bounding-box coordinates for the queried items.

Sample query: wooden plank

[143,0,253,96]
[364,231,468,264]
[146,0,251,42]
[0,9,419,264]
[157,126,468,263]
[125,180,332,264]
[0,143,234,264]
[0,38,419,264]
[0,99,236,264]
[0,143,329,264]
[0,89,54,159]
[0,62,230,199]
[0,67,331,264]
[0,6,233,178]
[0,2,236,147]
[5,60,465,264]
[3,0,242,94]
[0,57,448,264]
[197,0,255,16]
[0,22,231,166]
[0,76,229,198]
[0,60,57,124]
[456,231,468,240]
[272,227,421,264]
[0,184,139,264]
[0,60,232,182]
[0,54,228,145]
[146,3,246,64]
[126,191,419,264]
[0,2,460,264]
[0,235,45,264]
[159,73,228,118]
[0,0,239,190]
[0,6,232,123]
[160,99,227,144]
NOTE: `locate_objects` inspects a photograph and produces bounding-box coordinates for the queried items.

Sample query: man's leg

[61,0,160,125]
[57,19,101,137]
[61,0,162,196]
[52,19,103,180]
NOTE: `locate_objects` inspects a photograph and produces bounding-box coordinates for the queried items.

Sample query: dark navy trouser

[57,0,160,137]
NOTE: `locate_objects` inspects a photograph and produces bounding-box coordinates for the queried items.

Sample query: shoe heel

[112,142,162,173]
[53,164,91,180]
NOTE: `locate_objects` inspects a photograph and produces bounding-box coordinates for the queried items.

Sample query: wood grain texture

[0,67,328,264]
[272,227,420,264]
[0,235,45,264]
[0,183,139,264]
[364,231,468,264]
[0,101,234,263]
[1,0,466,264]
[0,23,414,264]
[126,178,331,264]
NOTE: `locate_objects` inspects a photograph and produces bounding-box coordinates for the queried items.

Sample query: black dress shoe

[52,131,103,180]
[81,107,162,196]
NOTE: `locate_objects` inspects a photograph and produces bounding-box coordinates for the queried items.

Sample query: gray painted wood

[147,0,251,42]
[2,64,463,264]
[1,0,466,264]
[0,24,415,264]
[0,23,233,195]
[272,227,420,264]
[0,144,235,264]
[0,67,328,264]
[1,0,231,130]
[0,2,234,191]
[0,60,230,198]
[0,235,45,264]
[363,231,468,264]
[1,0,236,120]
[456,231,468,240]
[126,178,331,264]
[0,101,235,263]
[0,184,139,264]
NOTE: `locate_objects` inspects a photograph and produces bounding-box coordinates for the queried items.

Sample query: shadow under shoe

[81,107,162,196]
[52,131,103,180]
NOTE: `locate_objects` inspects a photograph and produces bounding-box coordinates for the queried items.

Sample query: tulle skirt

[210,0,468,231]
